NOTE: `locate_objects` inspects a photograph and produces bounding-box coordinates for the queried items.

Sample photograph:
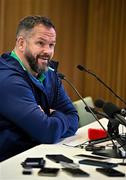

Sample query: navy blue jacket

[0,53,78,161]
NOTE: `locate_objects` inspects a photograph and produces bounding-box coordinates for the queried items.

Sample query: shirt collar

[10,50,46,83]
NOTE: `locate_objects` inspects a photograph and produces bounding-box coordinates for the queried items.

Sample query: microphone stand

[77,65,126,106]
[58,73,124,158]
[77,65,126,158]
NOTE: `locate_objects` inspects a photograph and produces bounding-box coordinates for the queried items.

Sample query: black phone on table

[75,153,108,160]
[38,167,60,176]
[62,168,89,177]
[96,167,125,177]
[46,154,73,163]
[21,157,45,168]
[79,159,118,168]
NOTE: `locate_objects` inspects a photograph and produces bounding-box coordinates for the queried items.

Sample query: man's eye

[37,41,44,46]
[49,44,55,48]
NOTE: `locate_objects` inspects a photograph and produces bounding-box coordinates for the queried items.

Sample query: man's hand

[38,105,56,114]
[50,109,56,114]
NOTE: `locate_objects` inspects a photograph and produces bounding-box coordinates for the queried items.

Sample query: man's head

[15,15,56,76]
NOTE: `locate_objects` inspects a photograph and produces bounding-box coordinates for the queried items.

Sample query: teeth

[41,57,48,60]
[38,55,49,61]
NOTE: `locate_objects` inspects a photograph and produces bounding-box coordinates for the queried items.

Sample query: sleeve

[51,75,79,138]
[0,74,77,144]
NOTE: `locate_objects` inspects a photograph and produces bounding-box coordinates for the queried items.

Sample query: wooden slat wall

[0,0,126,107]
[85,0,126,107]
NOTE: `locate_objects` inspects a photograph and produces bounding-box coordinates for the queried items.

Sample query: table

[0,119,126,179]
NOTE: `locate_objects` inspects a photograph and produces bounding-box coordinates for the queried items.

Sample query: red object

[88,128,107,140]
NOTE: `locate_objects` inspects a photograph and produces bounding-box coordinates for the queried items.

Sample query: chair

[73,96,96,127]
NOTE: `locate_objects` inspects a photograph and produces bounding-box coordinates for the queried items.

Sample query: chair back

[73,96,96,127]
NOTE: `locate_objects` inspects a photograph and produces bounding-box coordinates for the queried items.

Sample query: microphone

[77,65,126,106]
[95,99,126,117]
[103,102,126,126]
[95,99,126,135]
[95,99,105,108]
[58,72,123,157]
[85,106,109,119]
[58,73,103,124]
[102,102,126,158]
[58,72,108,130]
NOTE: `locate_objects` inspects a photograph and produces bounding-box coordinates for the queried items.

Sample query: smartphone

[79,159,118,168]
[46,154,73,163]
[21,157,45,168]
[60,161,79,169]
[38,167,59,176]
[75,154,108,160]
[62,168,89,177]
[96,168,125,177]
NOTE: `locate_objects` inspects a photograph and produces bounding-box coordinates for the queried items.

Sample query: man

[0,16,79,161]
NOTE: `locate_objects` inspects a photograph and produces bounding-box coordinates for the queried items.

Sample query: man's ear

[16,36,26,52]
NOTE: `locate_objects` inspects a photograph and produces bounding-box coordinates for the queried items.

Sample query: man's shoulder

[0,52,14,63]
[0,52,26,75]
[0,53,28,86]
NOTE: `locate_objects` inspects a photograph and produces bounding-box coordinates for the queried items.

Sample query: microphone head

[95,99,105,108]
[77,65,86,71]
[103,102,121,118]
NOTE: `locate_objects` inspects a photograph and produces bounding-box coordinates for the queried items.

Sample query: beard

[24,48,50,75]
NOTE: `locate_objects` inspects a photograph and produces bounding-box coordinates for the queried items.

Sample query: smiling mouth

[37,55,50,61]
[42,57,49,61]
[37,57,49,68]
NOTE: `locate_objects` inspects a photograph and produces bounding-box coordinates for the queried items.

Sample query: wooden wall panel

[0,0,126,108]
[85,0,126,107]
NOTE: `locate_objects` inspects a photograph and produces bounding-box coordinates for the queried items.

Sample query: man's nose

[42,45,52,55]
